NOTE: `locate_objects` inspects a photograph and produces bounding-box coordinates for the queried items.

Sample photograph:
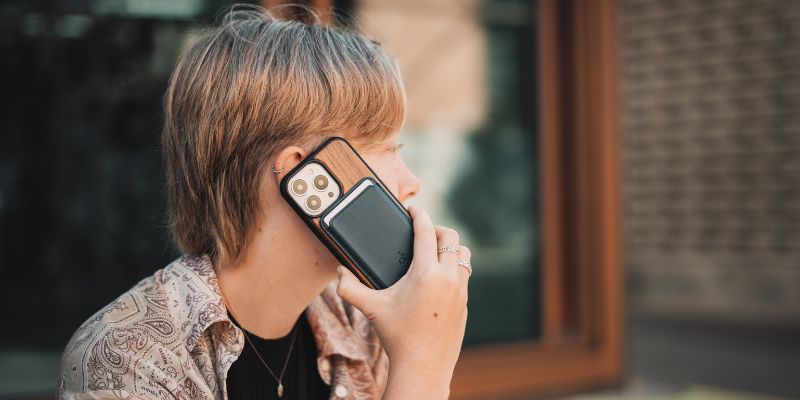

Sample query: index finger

[408,206,437,267]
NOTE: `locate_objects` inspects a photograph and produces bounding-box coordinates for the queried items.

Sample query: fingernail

[337,266,343,278]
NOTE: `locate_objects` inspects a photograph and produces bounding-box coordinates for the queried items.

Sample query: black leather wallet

[320,178,413,289]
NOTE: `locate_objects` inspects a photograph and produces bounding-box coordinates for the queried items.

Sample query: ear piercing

[272,164,285,174]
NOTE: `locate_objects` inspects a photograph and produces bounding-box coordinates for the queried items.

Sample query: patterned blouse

[58,255,389,399]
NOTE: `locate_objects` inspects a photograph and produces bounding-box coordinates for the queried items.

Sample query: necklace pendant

[277,382,284,398]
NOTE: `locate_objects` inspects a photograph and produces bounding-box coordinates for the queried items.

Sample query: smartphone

[279,137,414,289]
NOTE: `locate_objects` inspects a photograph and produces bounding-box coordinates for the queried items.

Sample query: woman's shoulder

[57,256,228,399]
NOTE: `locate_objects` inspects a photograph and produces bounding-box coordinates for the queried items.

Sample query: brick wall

[619,0,800,321]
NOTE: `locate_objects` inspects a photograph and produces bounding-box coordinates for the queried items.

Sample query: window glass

[356,0,541,345]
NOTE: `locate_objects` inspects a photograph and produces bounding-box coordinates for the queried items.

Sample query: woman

[58,5,471,400]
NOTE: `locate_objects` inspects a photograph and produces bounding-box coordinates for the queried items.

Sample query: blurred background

[0,0,797,399]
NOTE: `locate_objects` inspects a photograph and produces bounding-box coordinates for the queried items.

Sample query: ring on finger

[457,259,472,276]
[437,245,459,254]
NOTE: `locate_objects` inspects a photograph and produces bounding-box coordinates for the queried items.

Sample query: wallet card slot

[322,179,374,227]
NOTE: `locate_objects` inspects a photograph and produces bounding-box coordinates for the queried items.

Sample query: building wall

[619,0,800,321]
[356,0,487,132]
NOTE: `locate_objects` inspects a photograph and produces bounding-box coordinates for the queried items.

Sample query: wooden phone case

[279,136,411,289]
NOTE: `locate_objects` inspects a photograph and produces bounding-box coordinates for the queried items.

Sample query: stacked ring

[437,246,459,254]
[457,259,472,276]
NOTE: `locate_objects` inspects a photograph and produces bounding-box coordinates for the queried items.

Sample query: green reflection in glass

[449,0,539,345]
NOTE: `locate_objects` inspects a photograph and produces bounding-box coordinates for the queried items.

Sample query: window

[351,0,625,397]
[354,0,541,346]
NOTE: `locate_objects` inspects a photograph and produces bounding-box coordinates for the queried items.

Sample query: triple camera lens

[293,175,329,196]
[313,175,329,191]
[289,165,337,216]
[292,179,308,196]
[306,195,322,211]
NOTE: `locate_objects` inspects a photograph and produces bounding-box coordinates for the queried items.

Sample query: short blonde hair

[162,5,405,265]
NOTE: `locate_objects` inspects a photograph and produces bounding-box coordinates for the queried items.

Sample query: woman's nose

[397,163,421,203]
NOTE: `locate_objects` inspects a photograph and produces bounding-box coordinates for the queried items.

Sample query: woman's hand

[335,206,471,398]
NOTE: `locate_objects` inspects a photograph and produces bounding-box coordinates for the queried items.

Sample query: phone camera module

[306,195,322,211]
[292,179,308,196]
[313,175,329,191]
[288,162,339,216]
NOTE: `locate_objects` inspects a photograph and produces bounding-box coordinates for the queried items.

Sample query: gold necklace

[241,323,298,398]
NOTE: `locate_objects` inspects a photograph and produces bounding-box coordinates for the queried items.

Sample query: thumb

[336,266,380,317]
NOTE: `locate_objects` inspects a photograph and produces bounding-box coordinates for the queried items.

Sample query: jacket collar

[162,255,231,351]
[306,281,371,362]
[164,255,370,362]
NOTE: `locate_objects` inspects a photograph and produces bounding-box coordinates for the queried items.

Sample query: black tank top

[226,310,331,399]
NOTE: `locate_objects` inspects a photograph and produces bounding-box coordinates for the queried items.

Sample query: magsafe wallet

[320,178,414,289]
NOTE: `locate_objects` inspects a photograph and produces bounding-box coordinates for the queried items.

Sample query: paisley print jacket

[58,255,389,399]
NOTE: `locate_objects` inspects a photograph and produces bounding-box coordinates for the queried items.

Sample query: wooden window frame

[450,0,624,398]
[265,0,624,397]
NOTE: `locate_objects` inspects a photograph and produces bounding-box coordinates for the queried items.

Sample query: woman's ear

[271,145,307,181]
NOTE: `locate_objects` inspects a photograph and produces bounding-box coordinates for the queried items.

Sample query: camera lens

[292,179,308,196]
[306,195,322,211]
[313,175,329,191]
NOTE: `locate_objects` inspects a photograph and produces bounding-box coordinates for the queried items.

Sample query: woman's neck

[215,212,339,339]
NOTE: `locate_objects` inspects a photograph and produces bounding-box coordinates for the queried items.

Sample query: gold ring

[437,246,458,254]
[457,259,472,276]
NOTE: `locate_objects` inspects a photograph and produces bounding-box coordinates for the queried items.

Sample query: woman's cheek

[363,153,399,194]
